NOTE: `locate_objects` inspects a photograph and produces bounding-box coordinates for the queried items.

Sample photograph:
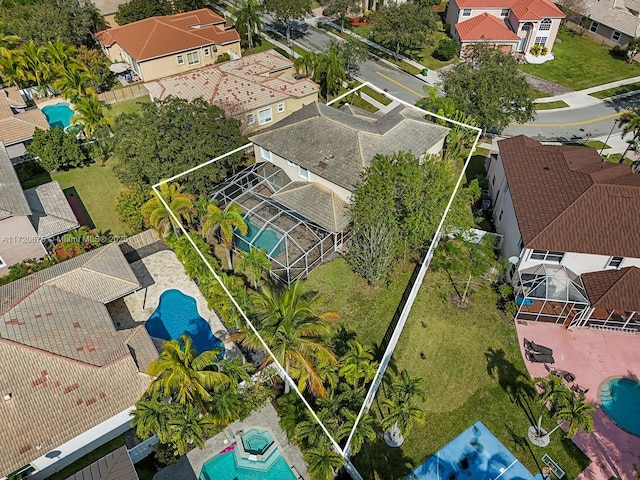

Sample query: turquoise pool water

[235,218,284,257]
[199,444,297,480]
[145,289,224,355]
[407,422,536,480]
[42,102,73,129]
[600,377,640,436]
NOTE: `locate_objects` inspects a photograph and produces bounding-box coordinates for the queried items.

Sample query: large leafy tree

[231,281,339,397]
[331,37,369,76]
[115,184,151,234]
[371,2,437,59]
[235,0,263,50]
[202,201,248,270]
[443,44,535,133]
[263,0,312,45]
[27,127,87,171]
[76,45,117,92]
[111,97,245,196]
[321,0,361,32]
[141,182,195,238]
[114,0,173,25]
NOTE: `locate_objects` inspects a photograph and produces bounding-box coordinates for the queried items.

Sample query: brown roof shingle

[582,267,640,311]
[497,135,640,257]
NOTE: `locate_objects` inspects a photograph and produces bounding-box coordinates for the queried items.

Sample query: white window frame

[298,166,309,180]
[277,103,285,113]
[539,18,552,30]
[534,36,548,46]
[187,51,200,66]
[607,256,624,269]
[0,255,6,268]
[204,47,211,57]
[589,21,599,33]
[246,113,255,125]
[501,8,509,16]
[462,8,471,16]
[258,107,273,125]
[177,54,184,65]
[530,250,565,263]
[612,30,621,41]
[260,146,272,161]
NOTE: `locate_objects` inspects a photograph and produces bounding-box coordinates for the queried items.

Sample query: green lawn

[102,95,152,120]
[303,261,591,480]
[52,162,128,235]
[519,29,640,90]
[47,436,126,480]
[536,100,570,110]
[590,81,640,99]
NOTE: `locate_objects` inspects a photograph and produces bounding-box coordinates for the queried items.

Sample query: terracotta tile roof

[582,267,640,311]
[0,141,31,219]
[497,135,640,257]
[0,88,49,146]
[24,181,80,238]
[95,8,240,61]
[145,50,319,115]
[455,0,565,18]
[456,13,521,41]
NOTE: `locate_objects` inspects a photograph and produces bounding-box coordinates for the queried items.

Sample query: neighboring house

[209,101,449,284]
[0,243,157,479]
[0,142,79,276]
[0,87,49,162]
[570,0,640,47]
[66,446,138,480]
[446,0,565,57]
[488,135,640,333]
[145,50,319,131]
[95,9,241,82]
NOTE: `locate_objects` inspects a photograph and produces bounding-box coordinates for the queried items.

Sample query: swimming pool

[145,289,224,355]
[235,217,284,257]
[407,422,536,480]
[600,377,640,436]
[42,102,73,129]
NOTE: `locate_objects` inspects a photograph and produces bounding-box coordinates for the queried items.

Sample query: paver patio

[515,321,640,480]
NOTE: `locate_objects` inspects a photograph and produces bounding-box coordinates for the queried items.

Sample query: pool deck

[515,321,640,480]
[153,402,309,480]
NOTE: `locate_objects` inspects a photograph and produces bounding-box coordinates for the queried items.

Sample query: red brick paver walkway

[515,321,640,480]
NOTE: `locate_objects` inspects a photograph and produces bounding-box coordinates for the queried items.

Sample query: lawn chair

[523,338,553,356]
[571,384,589,395]
[526,351,555,364]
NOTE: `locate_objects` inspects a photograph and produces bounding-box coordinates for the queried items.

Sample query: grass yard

[590,81,640,99]
[304,261,591,480]
[535,100,570,110]
[519,29,640,90]
[102,95,152,120]
[52,162,128,235]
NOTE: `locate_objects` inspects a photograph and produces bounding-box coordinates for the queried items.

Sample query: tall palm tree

[44,39,78,70]
[208,386,244,425]
[555,393,595,438]
[0,52,27,88]
[141,182,195,238]
[202,271,251,329]
[131,394,171,443]
[71,93,112,139]
[532,375,570,437]
[237,246,271,289]
[167,402,216,455]
[391,369,427,403]
[0,23,20,59]
[293,50,318,78]
[380,394,426,447]
[235,0,263,50]
[21,40,51,93]
[315,45,346,101]
[305,439,344,480]
[338,341,376,388]
[53,67,98,102]
[617,111,640,162]
[230,281,339,397]
[146,334,230,412]
[202,201,248,270]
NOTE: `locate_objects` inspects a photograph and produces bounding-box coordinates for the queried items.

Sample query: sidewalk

[535,75,640,108]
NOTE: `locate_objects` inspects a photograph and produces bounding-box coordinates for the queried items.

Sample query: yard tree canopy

[263,0,312,45]
[443,45,535,133]
[27,127,88,171]
[371,1,437,59]
[110,97,245,196]
[320,0,362,32]
[114,0,172,25]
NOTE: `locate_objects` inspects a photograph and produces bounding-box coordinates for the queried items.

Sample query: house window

[204,47,211,57]
[0,255,6,268]
[500,8,510,16]
[518,237,524,250]
[177,55,184,65]
[612,30,622,41]
[530,250,565,263]
[258,107,273,125]
[277,103,285,113]
[187,51,200,66]
[260,146,272,161]
[607,256,624,268]
[491,175,496,186]
[534,36,548,46]
[246,113,255,125]
[503,182,509,194]
[298,166,309,180]
[539,18,552,30]
[498,210,504,221]
[589,21,599,33]
[462,8,471,16]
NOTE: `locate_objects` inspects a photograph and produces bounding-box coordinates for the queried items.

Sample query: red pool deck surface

[515,321,640,480]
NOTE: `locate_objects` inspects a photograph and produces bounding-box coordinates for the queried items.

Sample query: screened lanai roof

[517,264,589,304]
[211,163,338,284]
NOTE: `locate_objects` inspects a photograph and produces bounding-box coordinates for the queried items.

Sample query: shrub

[610,45,628,60]
[433,37,458,61]
[115,184,151,234]
[215,52,231,63]
[530,44,543,56]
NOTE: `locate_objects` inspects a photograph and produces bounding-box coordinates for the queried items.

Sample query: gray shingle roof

[24,181,80,238]
[271,182,350,232]
[0,141,31,219]
[66,446,139,480]
[250,102,449,192]
[576,0,640,37]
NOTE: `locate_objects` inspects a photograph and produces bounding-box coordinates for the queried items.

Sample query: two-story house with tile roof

[145,50,319,132]
[446,0,565,58]
[0,87,49,162]
[95,8,241,82]
[571,0,640,47]
[487,135,640,333]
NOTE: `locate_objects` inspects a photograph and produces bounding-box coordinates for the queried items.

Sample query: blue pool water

[600,377,640,436]
[42,102,73,129]
[407,422,537,480]
[235,218,284,257]
[199,444,297,480]
[145,289,224,355]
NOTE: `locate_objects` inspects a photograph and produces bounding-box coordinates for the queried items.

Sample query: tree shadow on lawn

[352,438,418,480]
[484,347,535,403]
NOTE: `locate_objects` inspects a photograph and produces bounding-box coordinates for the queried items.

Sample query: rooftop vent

[543,166,550,170]
[4,393,12,401]
[325,154,335,160]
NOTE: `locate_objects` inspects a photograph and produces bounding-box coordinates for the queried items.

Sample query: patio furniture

[516,296,535,306]
[545,365,575,383]
[570,383,589,395]
[542,453,565,478]
[526,351,555,364]
[524,338,554,356]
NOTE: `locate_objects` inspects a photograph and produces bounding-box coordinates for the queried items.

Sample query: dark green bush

[434,38,458,61]
[610,45,628,60]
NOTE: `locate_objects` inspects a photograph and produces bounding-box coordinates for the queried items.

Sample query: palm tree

[141,182,195,238]
[202,271,252,329]
[617,111,640,162]
[167,402,216,455]
[305,439,344,480]
[230,281,339,397]
[555,393,595,438]
[173,233,220,281]
[380,395,426,447]
[338,341,376,388]
[208,386,244,425]
[44,39,78,70]
[53,67,98,102]
[235,0,263,50]
[202,201,248,270]
[237,246,271,289]
[146,334,231,412]
[315,45,346,101]
[0,52,27,88]
[391,369,427,403]
[131,394,172,443]
[21,40,50,93]
[293,50,318,78]
[337,409,376,456]
[0,23,20,59]
[531,375,570,437]
[71,93,112,139]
